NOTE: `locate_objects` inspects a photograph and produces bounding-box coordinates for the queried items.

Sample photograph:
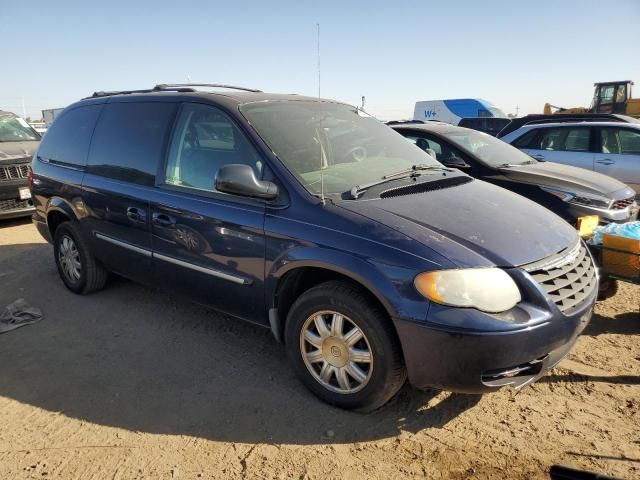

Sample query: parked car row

[501,121,640,197]
[29,85,599,410]
[390,121,638,225]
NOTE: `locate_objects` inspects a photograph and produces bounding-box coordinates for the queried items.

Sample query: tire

[53,221,108,294]
[285,280,406,412]
[597,276,618,301]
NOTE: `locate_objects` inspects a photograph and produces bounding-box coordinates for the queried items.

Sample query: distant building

[42,108,65,126]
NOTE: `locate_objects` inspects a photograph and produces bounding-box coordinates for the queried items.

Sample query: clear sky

[2,0,639,120]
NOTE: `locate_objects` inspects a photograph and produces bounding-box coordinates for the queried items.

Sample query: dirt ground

[0,218,638,480]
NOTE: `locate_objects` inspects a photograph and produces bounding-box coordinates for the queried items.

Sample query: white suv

[501,122,640,198]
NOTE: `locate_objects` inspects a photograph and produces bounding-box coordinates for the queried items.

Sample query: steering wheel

[344,146,367,162]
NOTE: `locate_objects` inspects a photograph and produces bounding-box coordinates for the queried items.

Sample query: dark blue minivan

[30,84,597,411]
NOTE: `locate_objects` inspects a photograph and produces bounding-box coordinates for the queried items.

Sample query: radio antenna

[317,22,326,205]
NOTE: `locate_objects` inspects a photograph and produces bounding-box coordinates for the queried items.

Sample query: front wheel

[285,281,406,412]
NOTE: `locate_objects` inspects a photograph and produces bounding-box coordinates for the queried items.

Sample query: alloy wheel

[300,310,374,394]
[58,235,82,282]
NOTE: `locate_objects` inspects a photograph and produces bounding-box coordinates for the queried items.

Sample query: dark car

[390,122,638,225]
[30,84,596,411]
[0,110,40,219]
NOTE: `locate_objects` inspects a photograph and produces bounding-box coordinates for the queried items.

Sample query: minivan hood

[339,179,577,268]
[498,161,634,199]
[0,141,39,163]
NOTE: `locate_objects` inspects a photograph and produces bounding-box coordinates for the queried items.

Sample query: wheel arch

[46,197,79,237]
[267,249,408,344]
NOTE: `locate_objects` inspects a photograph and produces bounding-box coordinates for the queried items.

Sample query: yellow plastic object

[576,215,599,238]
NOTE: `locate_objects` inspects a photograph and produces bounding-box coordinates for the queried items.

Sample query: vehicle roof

[514,121,640,130]
[75,88,344,108]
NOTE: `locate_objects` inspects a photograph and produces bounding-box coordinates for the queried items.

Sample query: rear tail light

[27,166,33,189]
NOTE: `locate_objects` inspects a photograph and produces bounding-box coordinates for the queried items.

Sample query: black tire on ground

[285,280,407,412]
[53,221,108,295]
[597,276,618,301]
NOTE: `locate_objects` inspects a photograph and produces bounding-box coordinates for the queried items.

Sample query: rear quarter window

[37,105,103,167]
[87,102,177,186]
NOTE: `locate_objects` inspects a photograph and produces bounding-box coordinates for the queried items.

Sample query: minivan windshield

[240,101,442,196]
[0,114,40,142]
[441,128,536,167]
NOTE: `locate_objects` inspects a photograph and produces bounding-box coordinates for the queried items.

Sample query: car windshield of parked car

[442,129,536,167]
[240,101,442,196]
[0,115,40,142]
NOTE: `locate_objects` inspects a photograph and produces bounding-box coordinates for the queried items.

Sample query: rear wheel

[285,280,406,412]
[53,222,108,294]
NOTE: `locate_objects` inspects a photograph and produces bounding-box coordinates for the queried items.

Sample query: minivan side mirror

[215,164,279,200]
[443,156,470,169]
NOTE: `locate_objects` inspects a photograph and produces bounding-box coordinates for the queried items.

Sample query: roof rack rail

[88,85,196,98]
[154,83,263,93]
[88,83,262,99]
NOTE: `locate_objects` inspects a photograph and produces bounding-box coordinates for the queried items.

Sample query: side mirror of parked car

[215,164,279,200]
[444,156,470,169]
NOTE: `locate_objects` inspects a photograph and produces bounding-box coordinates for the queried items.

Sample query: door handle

[152,212,176,227]
[531,154,545,160]
[596,158,615,165]
[126,207,146,222]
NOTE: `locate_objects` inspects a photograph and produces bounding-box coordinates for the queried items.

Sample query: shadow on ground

[0,242,481,445]
[582,311,640,336]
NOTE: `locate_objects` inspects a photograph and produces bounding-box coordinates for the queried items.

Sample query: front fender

[266,246,430,323]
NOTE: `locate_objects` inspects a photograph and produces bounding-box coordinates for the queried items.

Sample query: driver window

[165,103,263,192]
[406,135,443,160]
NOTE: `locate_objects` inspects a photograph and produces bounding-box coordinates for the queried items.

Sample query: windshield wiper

[382,163,451,179]
[349,164,451,199]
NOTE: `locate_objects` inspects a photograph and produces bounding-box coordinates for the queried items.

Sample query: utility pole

[21,97,27,119]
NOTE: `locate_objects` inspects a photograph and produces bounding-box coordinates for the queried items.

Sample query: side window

[165,103,263,192]
[512,129,539,148]
[600,86,615,104]
[537,128,589,152]
[37,105,102,167]
[601,128,640,155]
[404,135,443,160]
[87,102,176,186]
[563,128,590,152]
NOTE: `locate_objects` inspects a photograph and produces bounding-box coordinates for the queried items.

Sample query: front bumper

[393,287,595,393]
[0,178,34,220]
[0,198,34,220]
[569,202,638,224]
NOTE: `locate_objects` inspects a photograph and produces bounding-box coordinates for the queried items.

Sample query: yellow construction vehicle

[544,80,640,117]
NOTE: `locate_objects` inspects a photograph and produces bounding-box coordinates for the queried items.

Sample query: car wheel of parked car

[53,222,108,294]
[597,276,619,301]
[285,280,406,412]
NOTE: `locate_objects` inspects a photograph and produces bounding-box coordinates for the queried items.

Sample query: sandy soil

[0,218,638,479]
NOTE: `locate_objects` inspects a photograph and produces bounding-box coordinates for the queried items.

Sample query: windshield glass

[0,115,40,142]
[240,101,441,196]
[441,128,535,167]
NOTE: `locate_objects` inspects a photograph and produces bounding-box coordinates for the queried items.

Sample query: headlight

[540,186,612,209]
[414,268,521,313]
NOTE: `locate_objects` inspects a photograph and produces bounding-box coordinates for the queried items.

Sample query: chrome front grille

[0,164,29,181]
[612,197,635,209]
[525,242,597,314]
